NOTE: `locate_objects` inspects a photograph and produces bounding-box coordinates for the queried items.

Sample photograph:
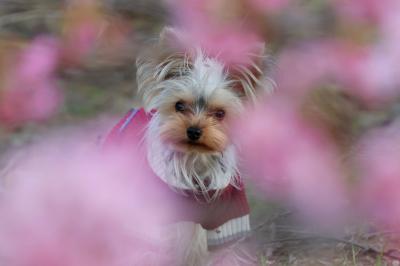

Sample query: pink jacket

[104,108,250,246]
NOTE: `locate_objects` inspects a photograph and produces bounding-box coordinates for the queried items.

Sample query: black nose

[187,127,202,141]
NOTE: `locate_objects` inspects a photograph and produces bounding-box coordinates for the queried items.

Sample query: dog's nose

[187,127,202,141]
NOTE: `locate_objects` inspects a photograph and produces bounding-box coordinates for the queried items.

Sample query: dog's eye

[214,109,225,120]
[165,72,179,80]
[175,101,186,112]
[165,69,189,80]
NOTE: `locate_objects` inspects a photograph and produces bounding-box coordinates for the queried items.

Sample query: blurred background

[0,0,167,153]
[0,0,346,152]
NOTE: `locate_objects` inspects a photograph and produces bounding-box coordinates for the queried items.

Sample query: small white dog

[105,27,272,265]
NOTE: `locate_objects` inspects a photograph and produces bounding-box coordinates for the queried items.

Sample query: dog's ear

[158,27,186,51]
[136,27,189,111]
[228,42,275,103]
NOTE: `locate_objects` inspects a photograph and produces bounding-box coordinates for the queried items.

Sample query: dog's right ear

[136,27,188,112]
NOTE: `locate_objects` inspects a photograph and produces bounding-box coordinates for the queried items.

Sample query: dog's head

[137,27,273,155]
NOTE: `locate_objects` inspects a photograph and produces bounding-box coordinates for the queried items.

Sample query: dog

[104,27,273,265]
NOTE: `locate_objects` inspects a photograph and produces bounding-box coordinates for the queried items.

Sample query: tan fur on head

[158,109,229,153]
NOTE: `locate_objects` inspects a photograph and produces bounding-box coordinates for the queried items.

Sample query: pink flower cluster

[0,0,132,129]
[0,135,182,265]
[247,0,289,13]
[233,100,348,229]
[165,0,265,66]
[274,37,400,106]
[0,37,62,127]
[355,121,400,231]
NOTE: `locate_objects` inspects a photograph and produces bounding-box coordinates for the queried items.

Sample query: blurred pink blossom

[61,6,132,66]
[0,135,182,265]
[328,0,400,104]
[358,5,400,100]
[61,0,106,65]
[333,0,397,24]
[0,36,62,128]
[166,0,264,66]
[274,39,400,105]
[355,121,400,231]
[248,0,289,13]
[63,21,101,63]
[233,99,348,228]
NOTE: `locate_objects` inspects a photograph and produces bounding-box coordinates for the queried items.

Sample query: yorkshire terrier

[105,27,273,265]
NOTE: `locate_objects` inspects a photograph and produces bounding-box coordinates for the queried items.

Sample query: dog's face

[154,54,243,154]
[137,27,271,154]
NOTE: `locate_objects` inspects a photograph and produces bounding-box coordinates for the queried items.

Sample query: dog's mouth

[176,140,215,153]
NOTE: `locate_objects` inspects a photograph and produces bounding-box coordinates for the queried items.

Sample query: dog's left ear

[136,27,188,111]
[228,42,274,103]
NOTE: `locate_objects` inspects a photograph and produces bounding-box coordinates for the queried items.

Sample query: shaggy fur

[137,27,273,197]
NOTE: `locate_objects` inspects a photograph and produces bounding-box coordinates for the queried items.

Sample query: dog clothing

[103,108,251,246]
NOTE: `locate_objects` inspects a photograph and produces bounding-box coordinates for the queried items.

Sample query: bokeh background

[0,0,166,154]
